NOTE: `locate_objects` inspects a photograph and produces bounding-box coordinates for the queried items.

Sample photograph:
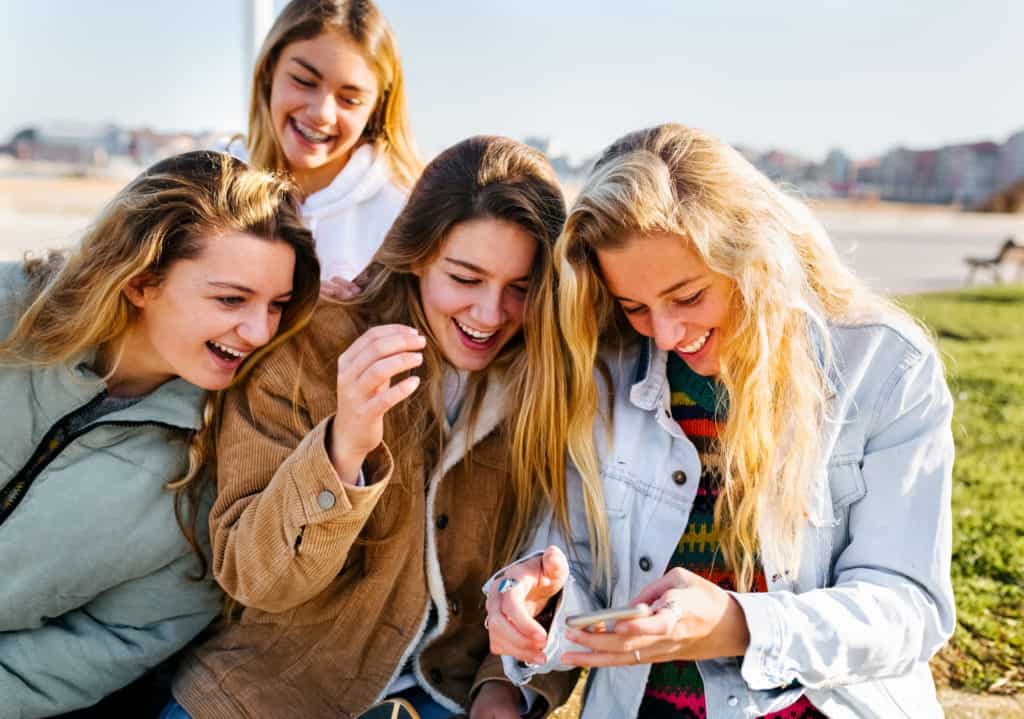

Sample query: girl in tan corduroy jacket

[170,136,577,719]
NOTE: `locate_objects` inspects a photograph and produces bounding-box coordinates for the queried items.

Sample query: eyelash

[290,75,364,106]
[449,274,479,286]
[216,297,289,313]
[622,289,705,315]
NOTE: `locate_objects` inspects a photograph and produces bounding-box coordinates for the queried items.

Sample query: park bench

[964,237,1024,285]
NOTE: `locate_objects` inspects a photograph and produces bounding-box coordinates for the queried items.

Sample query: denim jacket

[497,317,955,719]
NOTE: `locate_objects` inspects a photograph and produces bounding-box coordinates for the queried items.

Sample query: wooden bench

[964,237,1024,285]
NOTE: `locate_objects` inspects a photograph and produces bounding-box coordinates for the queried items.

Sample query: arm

[734,347,956,690]
[209,364,393,613]
[0,552,220,719]
[210,324,422,613]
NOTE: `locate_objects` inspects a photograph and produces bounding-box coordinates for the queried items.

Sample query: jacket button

[317,490,336,510]
[727,695,739,706]
[639,556,652,571]
[449,598,460,615]
[429,668,443,684]
[436,514,449,530]
[672,470,687,485]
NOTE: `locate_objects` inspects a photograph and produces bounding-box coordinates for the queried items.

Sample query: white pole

[242,0,275,122]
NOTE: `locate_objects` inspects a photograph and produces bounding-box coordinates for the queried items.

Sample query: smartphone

[566,605,651,632]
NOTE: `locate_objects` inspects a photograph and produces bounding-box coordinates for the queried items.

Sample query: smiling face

[417,217,537,372]
[596,231,734,377]
[269,29,379,195]
[117,231,297,395]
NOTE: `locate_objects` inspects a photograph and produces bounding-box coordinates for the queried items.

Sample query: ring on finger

[484,615,490,630]
[633,649,642,663]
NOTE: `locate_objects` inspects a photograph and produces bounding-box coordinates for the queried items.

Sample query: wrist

[325,420,366,485]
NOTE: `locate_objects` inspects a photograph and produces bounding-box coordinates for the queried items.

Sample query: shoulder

[829,314,937,382]
[827,315,950,432]
[243,301,359,400]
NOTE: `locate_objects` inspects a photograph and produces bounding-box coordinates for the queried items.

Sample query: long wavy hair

[557,124,904,590]
[341,135,568,569]
[247,0,421,189]
[0,151,320,576]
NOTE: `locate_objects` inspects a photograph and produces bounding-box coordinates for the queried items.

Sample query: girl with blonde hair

[232,0,421,299]
[169,136,571,719]
[486,124,955,718]
[0,150,319,718]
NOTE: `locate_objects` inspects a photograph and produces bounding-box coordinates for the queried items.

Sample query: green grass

[900,284,1024,694]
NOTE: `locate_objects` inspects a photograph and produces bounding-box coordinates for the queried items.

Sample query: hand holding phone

[566,604,652,633]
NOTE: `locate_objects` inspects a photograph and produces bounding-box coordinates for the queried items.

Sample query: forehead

[169,231,296,296]
[440,217,538,280]
[280,30,378,90]
[596,231,706,295]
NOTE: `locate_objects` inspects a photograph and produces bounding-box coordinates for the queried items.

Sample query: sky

[2,0,1022,162]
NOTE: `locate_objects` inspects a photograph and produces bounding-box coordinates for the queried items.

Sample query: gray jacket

[498,317,955,719]
[0,263,222,718]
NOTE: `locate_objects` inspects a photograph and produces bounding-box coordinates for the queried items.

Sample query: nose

[650,310,685,352]
[309,91,336,124]
[470,288,504,329]
[237,307,276,349]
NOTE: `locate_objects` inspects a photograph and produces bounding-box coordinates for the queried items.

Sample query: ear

[123,275,152,309]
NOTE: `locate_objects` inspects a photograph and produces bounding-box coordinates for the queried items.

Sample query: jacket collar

[59,351,206,432]
[432,369,509,482]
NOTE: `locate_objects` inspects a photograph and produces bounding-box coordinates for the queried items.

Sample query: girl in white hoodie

[233,0,421,299]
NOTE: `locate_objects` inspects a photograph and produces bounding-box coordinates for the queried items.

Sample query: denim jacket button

[317,490,336,510]
[727,695,739,706]
[639,556,652,571]
[672,470,687,485]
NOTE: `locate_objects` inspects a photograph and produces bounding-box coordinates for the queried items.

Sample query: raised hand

[328,324,426,484]
[485,546,569,664]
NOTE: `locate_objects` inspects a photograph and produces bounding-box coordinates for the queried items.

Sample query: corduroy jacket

[172,302,566,718]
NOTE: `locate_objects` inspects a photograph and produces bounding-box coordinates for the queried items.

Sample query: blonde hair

[1,151,320,576]
[558,124,904,590]
[247,0,421,189]
[341,135,568,569]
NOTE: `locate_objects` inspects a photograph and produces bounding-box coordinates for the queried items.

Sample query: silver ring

[633,649,642,663]
[484,615,490,630]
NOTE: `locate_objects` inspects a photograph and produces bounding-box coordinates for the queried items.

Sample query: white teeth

[210,341,245,359]
[293,120,332,143]
[454,319,496,341]
[678,330,710,354]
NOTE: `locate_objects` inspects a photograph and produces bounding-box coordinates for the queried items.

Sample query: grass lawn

[552,283,1024,717]
[901,283,1024,694]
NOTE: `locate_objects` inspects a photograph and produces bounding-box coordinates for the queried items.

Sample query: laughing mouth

[677,330,711,354]
[290,117,335,144]
[207,340,248,361]
[453,318,497,343]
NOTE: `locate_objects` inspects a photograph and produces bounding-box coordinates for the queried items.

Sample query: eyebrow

[208,281,293,298]
[614,275,703,303]
[444,257,530,283]
[290,57,372,94]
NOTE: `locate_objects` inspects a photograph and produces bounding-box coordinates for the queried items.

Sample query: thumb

[535,545,569,596]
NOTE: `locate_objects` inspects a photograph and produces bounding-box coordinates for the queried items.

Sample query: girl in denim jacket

[482,124,955,719]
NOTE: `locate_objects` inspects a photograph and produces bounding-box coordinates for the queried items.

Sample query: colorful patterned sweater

[637,352,826,719]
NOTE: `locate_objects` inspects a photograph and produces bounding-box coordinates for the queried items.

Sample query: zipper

[0,392,192,527]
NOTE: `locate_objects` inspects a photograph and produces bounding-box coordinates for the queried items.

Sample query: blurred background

[1,1,1022,715]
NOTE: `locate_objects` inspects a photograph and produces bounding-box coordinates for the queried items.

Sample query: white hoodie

[222,140,408,281]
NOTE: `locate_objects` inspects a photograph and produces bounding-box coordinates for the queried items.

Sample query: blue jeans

[158,700,192,719]
[393,685,454,719]
[160,687,454,719]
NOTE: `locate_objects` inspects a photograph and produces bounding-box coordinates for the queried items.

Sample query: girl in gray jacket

[0,151,319,718]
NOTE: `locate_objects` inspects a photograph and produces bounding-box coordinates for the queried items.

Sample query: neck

[95,328,173,399]
[293,144,360,196]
